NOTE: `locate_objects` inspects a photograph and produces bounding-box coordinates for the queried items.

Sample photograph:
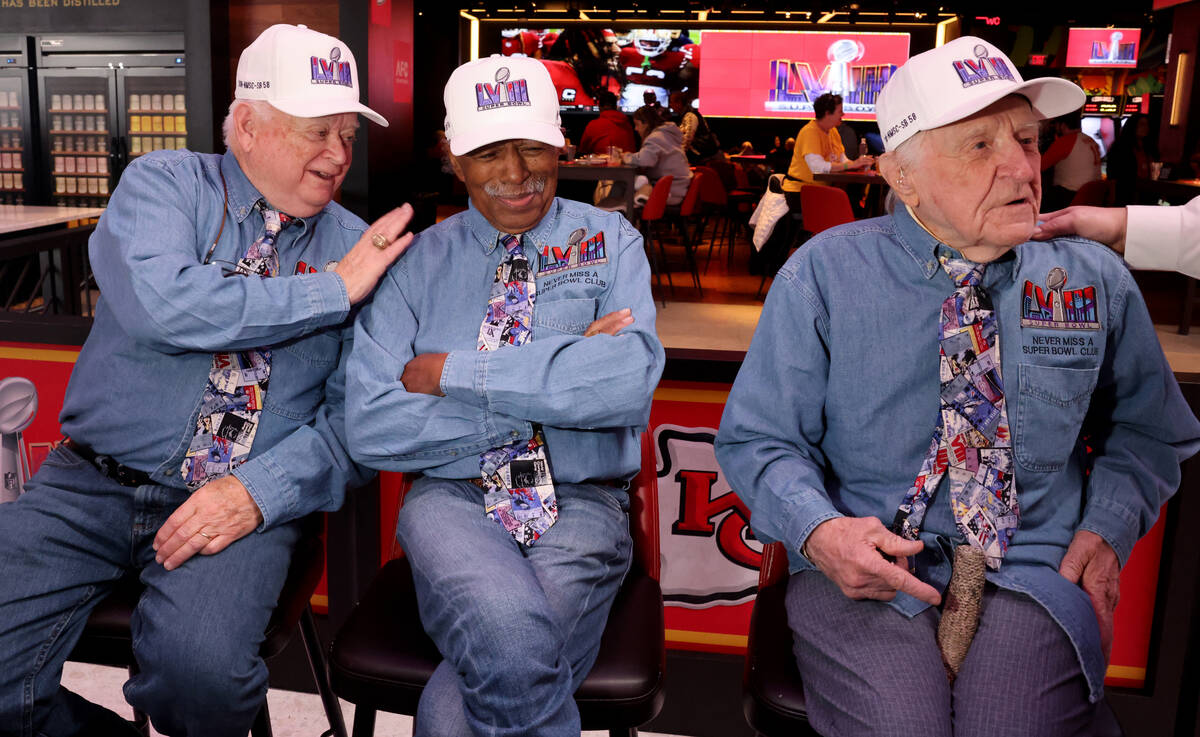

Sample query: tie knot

[259,204,290,236]
[940,256,984,287]
[500,233,522,255]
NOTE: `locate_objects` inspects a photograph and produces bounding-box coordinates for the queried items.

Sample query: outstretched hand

[803,516,941,606]
[335,203,417,304]
[1032,206,1128,253]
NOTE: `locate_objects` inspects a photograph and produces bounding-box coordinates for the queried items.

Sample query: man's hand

[153,476,264,571]
[401,352,449,396]
[847,155,875,171]
[1032,206,1128,253]
[804,516,941,605]
[1059,529,1121,663]
[335,204,417,305]
[584,308,634,337]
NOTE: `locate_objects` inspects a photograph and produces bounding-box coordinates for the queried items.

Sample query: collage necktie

[477,233,559,546]
[891,255,1019,679]
[180,205,288,490]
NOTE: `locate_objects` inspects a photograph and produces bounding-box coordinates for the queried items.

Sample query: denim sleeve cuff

[441,349,485,407]
[303,272,351,330]
[1079,498,1138,566]
[786,493,843,561]
[233,455,295,532]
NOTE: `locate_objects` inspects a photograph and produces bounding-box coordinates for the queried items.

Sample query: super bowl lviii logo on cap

[477,67,531,111]
[953,44,1016,88]
[312,46,353,87]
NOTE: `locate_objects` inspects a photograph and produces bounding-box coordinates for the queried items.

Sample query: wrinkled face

[904,97,1041,262]
[451,139,558,234]
[240,108,358,218]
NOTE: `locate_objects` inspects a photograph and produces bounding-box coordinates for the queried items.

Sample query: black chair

[742,541,819,737]
[69,517,348,737]
[329,472,666,737]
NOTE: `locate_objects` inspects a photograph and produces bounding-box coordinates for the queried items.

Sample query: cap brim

[925,76,1084,134]
[267,97,389,127]
[448,121,565,156]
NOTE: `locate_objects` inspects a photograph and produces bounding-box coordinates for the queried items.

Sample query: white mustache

[485,176,547,198]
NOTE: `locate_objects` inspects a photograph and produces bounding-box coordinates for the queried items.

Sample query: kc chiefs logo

[655,425,761,606]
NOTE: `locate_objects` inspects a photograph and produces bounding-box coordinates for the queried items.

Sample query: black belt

[63,438,153,488]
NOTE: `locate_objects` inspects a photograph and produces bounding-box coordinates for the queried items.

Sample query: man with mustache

[716,37,1200,735]
[346,54,663,736]
[0,24,412,737]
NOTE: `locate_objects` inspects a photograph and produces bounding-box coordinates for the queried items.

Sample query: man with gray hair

[0,24,409,736]
[346,54,663,735]
[716,36,1200,735]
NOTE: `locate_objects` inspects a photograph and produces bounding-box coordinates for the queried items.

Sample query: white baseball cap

[444,54,564,156]
[235,24,387,127]
[876,35,1082,151]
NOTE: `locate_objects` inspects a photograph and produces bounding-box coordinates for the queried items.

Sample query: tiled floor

[62,662,683,737]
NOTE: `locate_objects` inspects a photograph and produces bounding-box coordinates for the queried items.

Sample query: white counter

[0,205,106,235]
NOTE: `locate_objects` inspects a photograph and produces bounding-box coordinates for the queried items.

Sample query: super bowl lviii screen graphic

[700,31,911,121]
[1064,28,1141,68]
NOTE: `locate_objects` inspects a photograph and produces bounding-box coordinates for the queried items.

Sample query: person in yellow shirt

[782,92,874,210]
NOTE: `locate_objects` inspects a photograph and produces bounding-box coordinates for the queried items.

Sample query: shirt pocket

[1014,362,1098,472]
[533,297,598,336]
[265,330,342,421]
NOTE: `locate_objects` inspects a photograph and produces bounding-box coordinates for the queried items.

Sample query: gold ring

[371,232,389,249]
[197,531,215,541]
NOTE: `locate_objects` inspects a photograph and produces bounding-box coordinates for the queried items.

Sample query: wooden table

[1135,177,1200,206]
[813,170,890,217]
[558,162,638,216]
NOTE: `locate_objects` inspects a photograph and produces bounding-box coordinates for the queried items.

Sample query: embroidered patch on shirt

[1019,267,1101,330]
[537,228,608,275]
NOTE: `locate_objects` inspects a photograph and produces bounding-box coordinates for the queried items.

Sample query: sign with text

[0,0,182,33]
[1065,28,1141,68]
[699,30,910,121]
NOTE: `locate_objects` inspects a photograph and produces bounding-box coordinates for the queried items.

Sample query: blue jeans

[0,446,300,737]
[396,478,633,737]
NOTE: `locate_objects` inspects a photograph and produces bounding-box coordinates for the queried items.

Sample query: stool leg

[251,700,274,737]
[299,605,350,737]
[351,706,377,737]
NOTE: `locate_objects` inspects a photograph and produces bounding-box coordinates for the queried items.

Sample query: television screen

[496,27,700,113]
[492,27,908,120]
[1065,28,1141,68]
[698,31,910,121]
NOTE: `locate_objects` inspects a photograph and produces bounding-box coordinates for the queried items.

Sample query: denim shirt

[714,204,1200,700]
[346,197,664,481]
[59,150,373,529]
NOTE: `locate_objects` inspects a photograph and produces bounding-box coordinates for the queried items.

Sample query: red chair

[801,184,856,235]
[1069,179,1114,208]
[756,185,856,299]
[693,165,735,271]
[639,174,676,302]
[665,172,705,293]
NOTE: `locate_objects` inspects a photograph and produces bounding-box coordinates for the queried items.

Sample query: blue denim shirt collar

[892,203,1024,282]
[219,150,313,236]
[462,196,564,255]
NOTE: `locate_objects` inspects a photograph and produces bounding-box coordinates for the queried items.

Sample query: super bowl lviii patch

[1020,267,1101,330]
[537,228,608,276]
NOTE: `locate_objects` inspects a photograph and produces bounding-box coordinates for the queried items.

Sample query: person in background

[781,92,874,210]
[345,54,663,736]
[716,36,1200,736]
[1034,195,1200,279]
[767,135,790,173]
[667,91,721,166]
[578,89,636,156]
[1041,110,1102,211]
[0,24,410,737]
[1105,112,1158,206]
[622,104,692,206]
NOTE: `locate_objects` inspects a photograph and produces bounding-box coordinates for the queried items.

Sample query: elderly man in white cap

[716,36,1200,735]
[0,24,411,737]
[346,54,663,736]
